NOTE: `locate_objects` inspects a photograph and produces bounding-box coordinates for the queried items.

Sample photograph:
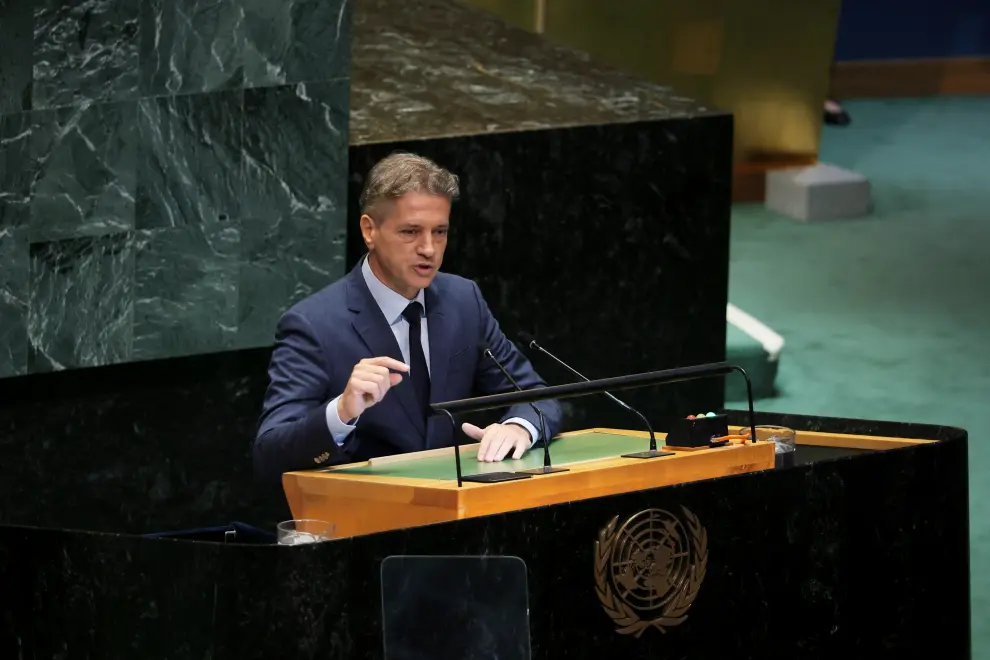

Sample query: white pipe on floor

[726,303,785,362]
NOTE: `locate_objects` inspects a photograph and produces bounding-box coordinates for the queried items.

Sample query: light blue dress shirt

[325,257,538,447]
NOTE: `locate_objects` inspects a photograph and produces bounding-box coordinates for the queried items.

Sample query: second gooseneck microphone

[518,332,671,459]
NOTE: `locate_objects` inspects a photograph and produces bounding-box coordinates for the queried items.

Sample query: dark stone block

[236,216,347,349]
[350,0,709,145]
[32,0,140,109]
[0,347,287,534]
[381,556,532,659]
[135,90,243,230]
[242,0,351,88]
[139,0,244,97]
[237,80,349,347]
[0,227,29,377]
[29,101,137,242]
[134,225,239,360]
[0,0,33,113]
[0,111,32,231]
[28,233,134,371]
[242,80,349,226]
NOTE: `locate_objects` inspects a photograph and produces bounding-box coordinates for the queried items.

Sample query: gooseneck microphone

[518,332,672,459]
[480,343,568,475]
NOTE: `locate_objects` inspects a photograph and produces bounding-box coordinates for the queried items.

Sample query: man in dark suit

[254,152,562,485]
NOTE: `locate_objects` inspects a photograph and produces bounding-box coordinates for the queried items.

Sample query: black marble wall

[0,348,290,534]
[0,0,352,378]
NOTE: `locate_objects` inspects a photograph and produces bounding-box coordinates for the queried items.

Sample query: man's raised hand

[337,357,409,423]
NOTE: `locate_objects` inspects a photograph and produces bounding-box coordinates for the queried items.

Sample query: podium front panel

[381,555,531,660]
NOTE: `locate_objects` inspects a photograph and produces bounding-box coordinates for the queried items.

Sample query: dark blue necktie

[401,301,430,419]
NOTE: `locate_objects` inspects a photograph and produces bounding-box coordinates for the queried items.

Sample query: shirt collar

[361,254,426,325]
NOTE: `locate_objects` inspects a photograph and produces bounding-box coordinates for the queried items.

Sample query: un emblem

[594,507,708,637]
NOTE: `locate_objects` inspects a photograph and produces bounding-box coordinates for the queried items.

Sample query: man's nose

[418,234,435,256]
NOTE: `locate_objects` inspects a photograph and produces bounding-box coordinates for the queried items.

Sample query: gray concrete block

[765,163,872,221]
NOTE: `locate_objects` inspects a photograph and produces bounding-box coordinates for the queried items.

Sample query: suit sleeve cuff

[326,396,359,446]
[504,417,539,447]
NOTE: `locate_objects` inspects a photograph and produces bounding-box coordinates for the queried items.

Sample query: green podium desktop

[283,425,932,539]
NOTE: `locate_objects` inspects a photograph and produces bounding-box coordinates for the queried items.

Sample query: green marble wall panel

[0,0,351,378]
[0,228,28,377]
[28,234,135,372]
[0,0,33,115]
[238,80,349,348]
[134,225,240,360]
[135,91,243,230]
[32,0,141,109]
[241,0,352,87]
[0,112,32,230]
[139,0,244,96]
[29,101,139,242]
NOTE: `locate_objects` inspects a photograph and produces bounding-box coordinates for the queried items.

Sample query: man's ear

[359,214,375,249]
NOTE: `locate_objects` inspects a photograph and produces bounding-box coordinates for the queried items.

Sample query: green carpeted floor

[726,96,990,657]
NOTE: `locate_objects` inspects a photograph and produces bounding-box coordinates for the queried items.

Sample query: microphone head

[478,341,492,355]
[517,331,537,347]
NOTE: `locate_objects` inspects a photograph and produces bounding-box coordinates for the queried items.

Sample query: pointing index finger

[366,356,409,372]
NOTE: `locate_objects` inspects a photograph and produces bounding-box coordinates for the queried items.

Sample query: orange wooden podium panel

[282,428,776,539]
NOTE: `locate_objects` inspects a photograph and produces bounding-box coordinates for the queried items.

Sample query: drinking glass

[755,425,796,469]
[276,519,334,545]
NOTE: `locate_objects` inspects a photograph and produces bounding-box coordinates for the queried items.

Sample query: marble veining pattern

[134,225,240,360]
[242,81,348,228]
[0,228,29,377]
[242,0,351,88]
[0,111,33,230]
[28,233,134,372]
[350,0,713,144]
[238,80,349,347]
[0,0,351,377]
[135,90,243,230]
[139,0,245,97]
[32,0,141,109]
[29,100,138,242]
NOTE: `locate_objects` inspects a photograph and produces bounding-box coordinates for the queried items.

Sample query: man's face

[361,191,450,299]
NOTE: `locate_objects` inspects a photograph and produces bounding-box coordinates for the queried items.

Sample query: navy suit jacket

[253,262,563,485]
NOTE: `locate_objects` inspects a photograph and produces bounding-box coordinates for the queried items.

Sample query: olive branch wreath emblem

[594,507,708,637]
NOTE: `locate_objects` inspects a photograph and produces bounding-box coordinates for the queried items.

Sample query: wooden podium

[282,426,933,539]
[0,411,966,659]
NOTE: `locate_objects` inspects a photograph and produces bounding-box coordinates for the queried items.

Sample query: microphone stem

[625,406,658,452]
[531,342,658,451]
[484,349,554,465]
[538,409,550,468]
[440,409,463,487]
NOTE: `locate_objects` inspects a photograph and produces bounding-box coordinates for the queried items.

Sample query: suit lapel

[426,282,455,406]
[425,279,461,448]
[346,267,427,439]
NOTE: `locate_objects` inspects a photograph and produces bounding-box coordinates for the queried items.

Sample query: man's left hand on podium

[462,422,531,462]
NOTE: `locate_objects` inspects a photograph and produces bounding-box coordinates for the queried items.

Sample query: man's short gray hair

[359,152,460,217]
